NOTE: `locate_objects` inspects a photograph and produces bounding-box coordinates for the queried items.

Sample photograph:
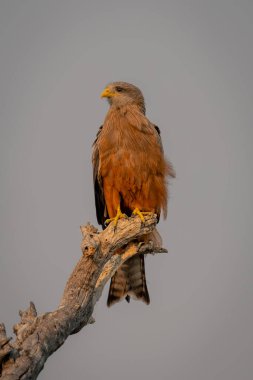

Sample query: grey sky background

[0,1,253,379]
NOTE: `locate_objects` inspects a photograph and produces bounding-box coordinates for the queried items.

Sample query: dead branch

[0,215,167,380]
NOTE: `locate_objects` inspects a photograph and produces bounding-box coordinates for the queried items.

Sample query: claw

[132,208,154,222]
[105,205,128,228]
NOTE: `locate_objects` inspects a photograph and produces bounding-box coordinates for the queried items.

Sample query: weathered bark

[0,215,167,379]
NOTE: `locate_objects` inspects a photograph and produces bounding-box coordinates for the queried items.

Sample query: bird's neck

[109,103,145,116]
[103,104,150,134]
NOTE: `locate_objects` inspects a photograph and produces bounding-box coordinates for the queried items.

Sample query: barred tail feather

[107,228,162,307]
[107,254,149,307]
[107,260,130,307]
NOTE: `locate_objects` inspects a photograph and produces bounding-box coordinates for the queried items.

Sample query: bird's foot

[105,206,128,228]
[132,208,154,222]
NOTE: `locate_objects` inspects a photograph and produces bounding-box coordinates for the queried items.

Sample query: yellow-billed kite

[92,82,175,306]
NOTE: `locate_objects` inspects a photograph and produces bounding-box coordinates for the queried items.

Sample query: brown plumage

[92,82,175,307]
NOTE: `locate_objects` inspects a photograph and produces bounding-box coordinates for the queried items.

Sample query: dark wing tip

[92,125,108,226]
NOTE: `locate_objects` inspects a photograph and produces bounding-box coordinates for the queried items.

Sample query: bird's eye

[115,86,124,92]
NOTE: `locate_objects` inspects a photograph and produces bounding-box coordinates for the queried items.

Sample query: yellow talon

[105,206,127,227]
[132,208,153,222]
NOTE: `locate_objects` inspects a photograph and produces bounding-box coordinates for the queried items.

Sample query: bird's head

[100,82,146,114]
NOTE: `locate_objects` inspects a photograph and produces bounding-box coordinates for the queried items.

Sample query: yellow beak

[100,87,115,98]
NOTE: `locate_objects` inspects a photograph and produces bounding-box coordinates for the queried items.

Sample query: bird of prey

[92,82,175,307]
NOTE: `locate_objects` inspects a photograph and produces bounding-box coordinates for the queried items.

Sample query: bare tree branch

[0,215,167,380]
